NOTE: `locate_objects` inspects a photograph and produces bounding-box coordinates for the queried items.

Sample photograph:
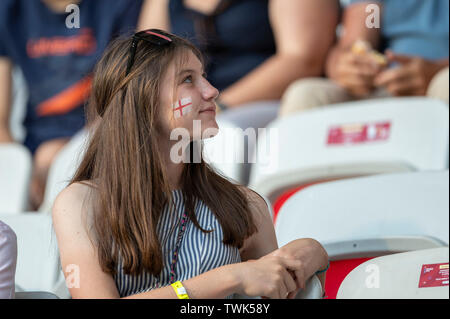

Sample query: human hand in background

[330,41,386,98]
[374,50,447,96]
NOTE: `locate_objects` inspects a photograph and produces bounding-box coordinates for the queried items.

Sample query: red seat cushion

[324,257,374,299]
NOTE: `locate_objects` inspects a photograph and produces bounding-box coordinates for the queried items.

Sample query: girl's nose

[201,79,219,101]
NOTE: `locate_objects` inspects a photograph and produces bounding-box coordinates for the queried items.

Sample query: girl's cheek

[172,96,193,119]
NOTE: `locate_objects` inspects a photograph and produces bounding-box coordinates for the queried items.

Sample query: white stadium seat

[249,97,449,204]
[10,67,28,144]
[337,247,449,299]
[199,118,247,184]
[0,213,70,298]
[0,143,32,213]
[38,129,88,213]
[275,170,449,248]
[275,170,449,298]
[204,122,274,214]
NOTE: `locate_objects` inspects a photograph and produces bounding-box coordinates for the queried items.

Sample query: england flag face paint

[172,97,193,119]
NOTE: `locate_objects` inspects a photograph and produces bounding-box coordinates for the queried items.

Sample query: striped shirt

[114,189,241,298]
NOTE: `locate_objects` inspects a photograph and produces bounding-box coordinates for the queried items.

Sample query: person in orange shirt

[0,0,142,210]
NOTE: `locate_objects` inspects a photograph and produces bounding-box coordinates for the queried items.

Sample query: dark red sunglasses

[125,29,173,75]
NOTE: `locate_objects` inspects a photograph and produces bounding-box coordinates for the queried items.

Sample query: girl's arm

[239,188,329,294]
[137,0,170,32]
[219,0,340,107]
[53,183,303,299]
[137,0,339,107]
[0,57,13,143]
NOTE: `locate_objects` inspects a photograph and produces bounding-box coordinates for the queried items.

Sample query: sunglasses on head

[125,29,173,75]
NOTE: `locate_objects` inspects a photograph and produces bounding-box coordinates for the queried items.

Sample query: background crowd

[0,0,448,299]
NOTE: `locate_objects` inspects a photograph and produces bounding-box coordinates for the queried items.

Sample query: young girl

[52,29,328,299]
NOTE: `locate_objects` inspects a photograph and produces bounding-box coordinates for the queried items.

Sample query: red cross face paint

[173,97,193,119]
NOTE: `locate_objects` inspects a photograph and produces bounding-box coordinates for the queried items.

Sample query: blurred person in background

[138,0,340,184]
[0,0,143,210]
[279,0,449,116]
[0,220,16,299]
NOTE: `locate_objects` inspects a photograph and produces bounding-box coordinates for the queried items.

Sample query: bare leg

[427,67,449,104]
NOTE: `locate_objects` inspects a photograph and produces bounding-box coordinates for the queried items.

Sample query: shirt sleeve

[0,221,17,299]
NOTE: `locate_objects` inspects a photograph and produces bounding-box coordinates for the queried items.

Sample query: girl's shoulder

[52,180,98,229]
[56,180,97,206]
[237,186,270,216]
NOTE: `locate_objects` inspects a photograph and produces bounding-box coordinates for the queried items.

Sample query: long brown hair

[70,30,257,276]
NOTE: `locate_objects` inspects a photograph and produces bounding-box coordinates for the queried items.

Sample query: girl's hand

[267,238,329,298]
[232,255,304,299]
[374,50,447,96]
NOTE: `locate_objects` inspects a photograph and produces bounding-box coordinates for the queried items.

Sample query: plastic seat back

[0,213,66,296]
[250,97,449,204]
[0,144,32,213]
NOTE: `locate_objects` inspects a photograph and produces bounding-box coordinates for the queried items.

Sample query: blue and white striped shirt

[114,189,242,298]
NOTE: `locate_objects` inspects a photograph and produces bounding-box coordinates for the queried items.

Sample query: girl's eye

[183,75,193,83]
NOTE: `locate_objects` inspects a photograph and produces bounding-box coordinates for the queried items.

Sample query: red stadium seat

[324,258,374,299]
[275,171,449,299]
